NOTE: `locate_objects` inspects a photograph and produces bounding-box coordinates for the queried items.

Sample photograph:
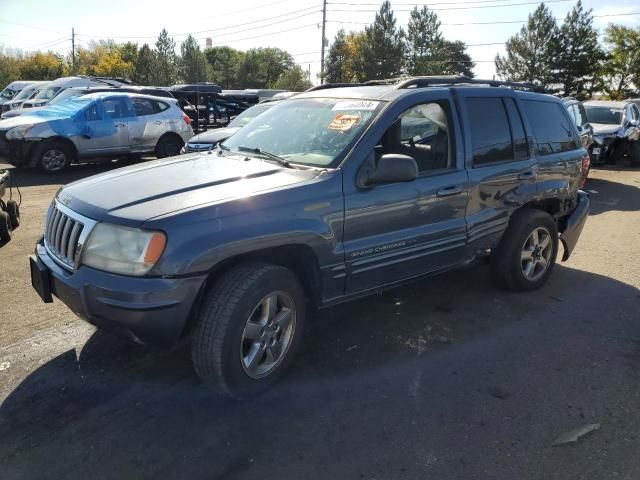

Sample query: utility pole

[320,0,327,84]
[71,27,75,74]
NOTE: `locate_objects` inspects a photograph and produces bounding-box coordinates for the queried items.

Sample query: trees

[556,0,602,98]
[360,0,405,80]
[406,6,442,75]
[495,3,560,89]
[237,48,294,88]
[601,25,640,99]
[273,65,312,91]
[180,35,210,84]
[325,29,349,83]
[205,46,243,88]
[19,52,66,80]
[154,29,178,86]
[132,44,156,85]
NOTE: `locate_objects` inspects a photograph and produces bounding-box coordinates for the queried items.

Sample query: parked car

[0,81,36,108]
[2,81,49,113]
[181,101,279,153]
[29,76,589,398]
[2,85,175,119]
[19,76,129,110]
[0,92,193,172]
[583,100,640,165]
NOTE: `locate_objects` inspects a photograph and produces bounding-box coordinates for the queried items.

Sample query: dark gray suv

[30,76,590,398]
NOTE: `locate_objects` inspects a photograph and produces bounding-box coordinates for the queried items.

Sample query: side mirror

[629,119,639,127]
[359,153,418,187]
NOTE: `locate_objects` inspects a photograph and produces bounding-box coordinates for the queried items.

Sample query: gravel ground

[0,160,639,480]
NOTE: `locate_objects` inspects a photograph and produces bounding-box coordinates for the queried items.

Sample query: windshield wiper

[217,142,230,155]
[237,146,292,168]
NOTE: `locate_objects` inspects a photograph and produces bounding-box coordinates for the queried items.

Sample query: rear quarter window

[522,100,578,155]
[466,97,514,165]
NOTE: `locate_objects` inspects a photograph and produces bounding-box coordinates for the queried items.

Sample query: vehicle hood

[0,107,36,119]
[0,112,54,131]
[188,126,241,144]
[591,123,622,136]
[60,153,320,225]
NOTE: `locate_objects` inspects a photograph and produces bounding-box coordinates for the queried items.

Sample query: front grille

[45,204,84,269]
[186,143,214,153]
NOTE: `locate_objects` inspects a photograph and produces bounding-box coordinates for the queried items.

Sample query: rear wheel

[36,140,71,173]
[6,200,19,229]
[491,209,558,291]
[155,135,184,158]
[192,263,306,399]
[0,211,11,242]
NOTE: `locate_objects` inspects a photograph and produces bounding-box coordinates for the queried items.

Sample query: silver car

[0,92,194,173]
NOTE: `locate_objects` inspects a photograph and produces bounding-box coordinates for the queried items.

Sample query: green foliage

[325,29,349,83]
[19,52,66,80]
[495,3,560,89]
[154,29,178,86]
[132,44,156,85]
[601,25,640,99]
[237,48,295,88]
[204,46,243,88]
[556,1,603,98]
[179,35,211,84]
[360,0,406,79]
[273,65,312,91]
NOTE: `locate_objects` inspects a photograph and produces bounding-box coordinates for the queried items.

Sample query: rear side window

[132,98,158,116]
[574,104,587,127]
[466,97,513,165]
[156,101,169,112]
[522,100,578,155]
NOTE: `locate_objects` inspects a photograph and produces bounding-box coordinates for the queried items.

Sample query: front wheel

[192,263,306,399]
[35,140,71,173]
[491,209,558,291]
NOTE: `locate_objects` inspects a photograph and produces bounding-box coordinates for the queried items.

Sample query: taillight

[182,114,192,126]
[579,152,590,188]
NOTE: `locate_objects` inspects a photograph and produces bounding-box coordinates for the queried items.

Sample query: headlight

[82,223,166,276]
[6,124,34,140]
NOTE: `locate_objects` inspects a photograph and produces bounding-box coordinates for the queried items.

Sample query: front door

[75,97,129,156]
[342,92,469,294]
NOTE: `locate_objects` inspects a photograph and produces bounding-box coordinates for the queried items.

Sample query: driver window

[84,102,101,121]
[376,101,452,173]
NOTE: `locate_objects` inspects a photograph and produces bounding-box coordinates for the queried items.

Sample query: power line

[202,22,320,44]
[19,36,70,50]
[329,0,573,12]
[0,18,65,34]
[75,4,321,40]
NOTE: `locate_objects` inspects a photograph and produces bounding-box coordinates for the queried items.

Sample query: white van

[0,81,36,107]
[20,76,129,109]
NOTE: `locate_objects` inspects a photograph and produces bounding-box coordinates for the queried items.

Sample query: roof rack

[306,75,545,93]
[395,75,544,92]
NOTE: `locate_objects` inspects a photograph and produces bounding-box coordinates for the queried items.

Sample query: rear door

[457,90,537,255]
[127,97,168,151]
[520,98,582,199]
[342,91,468,294]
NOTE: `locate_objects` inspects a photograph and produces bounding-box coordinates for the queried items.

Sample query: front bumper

[0,137,35,166]
[559,190,589,261]
[31,241,207,347]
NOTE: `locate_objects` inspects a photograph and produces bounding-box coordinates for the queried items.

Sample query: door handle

[437,185,463,197]
[114,123,126,128]
[154,120,162,125]
[518,170,536,180]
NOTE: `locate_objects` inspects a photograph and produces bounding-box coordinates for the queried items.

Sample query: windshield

[50,89,83,104]
[34,86,62,100]
[223,98,383,167]
[585,106,623,125]
[13,86,38,101]
[1,87,17,100]
[28,96,93,118]
[228,103,274,128]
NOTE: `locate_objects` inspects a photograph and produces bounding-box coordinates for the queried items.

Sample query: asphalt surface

[1,159,639,480]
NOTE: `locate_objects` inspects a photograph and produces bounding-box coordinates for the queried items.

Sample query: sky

[0,0,638,84]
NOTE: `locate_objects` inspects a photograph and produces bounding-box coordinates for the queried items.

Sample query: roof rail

[394,75,544,92]
[304,78,405,92]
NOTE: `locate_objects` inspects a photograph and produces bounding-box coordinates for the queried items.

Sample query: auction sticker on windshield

[332,100,379,111]
[328,113,361,131]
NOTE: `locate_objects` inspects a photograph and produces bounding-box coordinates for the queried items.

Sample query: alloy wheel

[520,226,553,282]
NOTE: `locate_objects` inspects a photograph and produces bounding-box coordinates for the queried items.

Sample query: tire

[155,135,184,158]
[630,141,640,166]
[192,262,306,399]
[490,209,559,291]
[36,140,71,173]
[6,200,19,229]
[0,211,11,242]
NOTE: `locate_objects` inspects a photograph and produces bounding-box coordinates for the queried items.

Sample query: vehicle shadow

[584,176,640,215]
[1,265,639,479]
[0,157,153,189]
